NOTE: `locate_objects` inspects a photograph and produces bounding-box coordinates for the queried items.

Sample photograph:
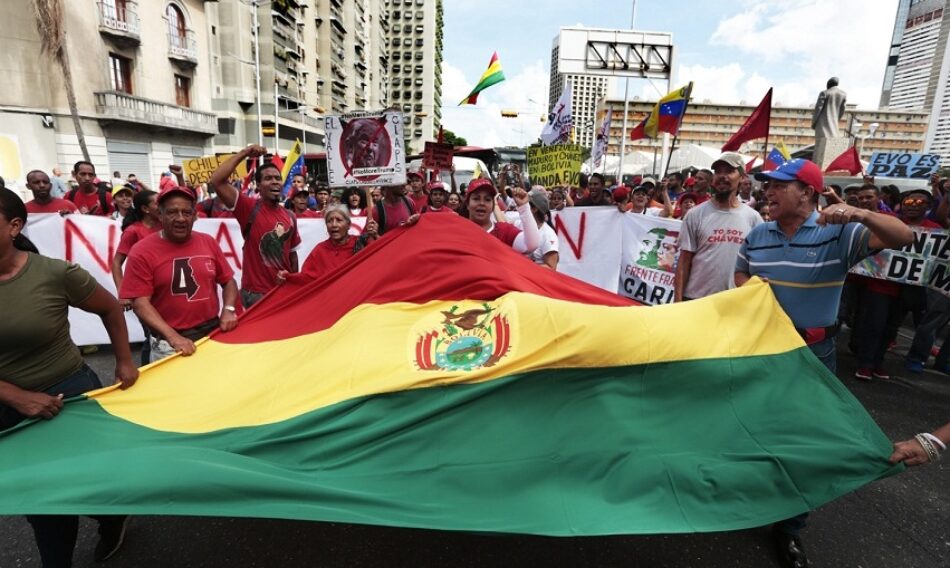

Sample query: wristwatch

[223,305,237,313]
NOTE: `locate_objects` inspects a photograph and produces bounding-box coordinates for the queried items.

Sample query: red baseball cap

[157,184,196,204]
[754,158,824,191]
[612,186,630,202]
[465,178,496,200]
[289,186,310,200]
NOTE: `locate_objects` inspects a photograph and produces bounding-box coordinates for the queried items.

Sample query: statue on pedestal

[812,77,847,140]
[811,78,850,168]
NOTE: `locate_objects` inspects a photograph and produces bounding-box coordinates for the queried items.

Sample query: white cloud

[440,60,549,148]
[707,0,896,108]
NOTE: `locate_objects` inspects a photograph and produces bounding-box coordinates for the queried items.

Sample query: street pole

[274,82,280,152]
[252,0,263,148]
[617,0,637,183]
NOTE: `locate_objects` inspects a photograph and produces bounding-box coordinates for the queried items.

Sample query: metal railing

[97,1,140,38]
[94,91,216,135]
[167,30,197,62]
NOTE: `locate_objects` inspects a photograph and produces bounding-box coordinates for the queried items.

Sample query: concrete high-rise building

[0,0,217,192]
[549,30,615,149]
[880,0,914,107]
[209,0,325,154]
[881,0,950,161]
[385,0,443,154]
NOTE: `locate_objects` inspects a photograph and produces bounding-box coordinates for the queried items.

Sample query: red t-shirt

[25,198,78,214]
[299,236,359,279]
[408,191,428,214]
[119,232,234,331]
[116,222,162,256]
[233,195,301,293]
[421,206,453,214]
[372,198,415,233]
[489,222,522,246]
[68,188,113,216]
[296,209,322,219]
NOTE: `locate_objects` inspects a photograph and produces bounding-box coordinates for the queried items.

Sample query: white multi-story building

[0,0,217,191]
[880,0,914,107]
[385,0,443,154]
[882,0,950,161]
[549,29,614,149]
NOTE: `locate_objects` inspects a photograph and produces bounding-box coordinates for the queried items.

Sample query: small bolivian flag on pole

[459,52,505,106]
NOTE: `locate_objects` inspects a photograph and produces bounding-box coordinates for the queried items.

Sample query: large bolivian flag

[0,214,898,535]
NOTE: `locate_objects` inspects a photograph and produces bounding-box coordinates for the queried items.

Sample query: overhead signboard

[557,28,674,80]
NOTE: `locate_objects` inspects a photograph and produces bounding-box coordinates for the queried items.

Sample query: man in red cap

[288,185,321,218]
[209,146,302,308]
[735,158,911,568]
[406,171,428,213]
[120,185,239,363]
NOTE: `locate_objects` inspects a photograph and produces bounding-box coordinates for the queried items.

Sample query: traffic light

[500,110,518,118]
[261,119,276,137]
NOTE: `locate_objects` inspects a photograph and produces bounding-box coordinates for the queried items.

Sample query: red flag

[241,160,257,194]
[745,158,756,173]
[721,88,772,152]
[824,146,863,175]
[629,115,648,141]
[269,154,285,173]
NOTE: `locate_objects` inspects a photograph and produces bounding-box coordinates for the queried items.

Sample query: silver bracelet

[921,432,946,451]
[915,434,940,462]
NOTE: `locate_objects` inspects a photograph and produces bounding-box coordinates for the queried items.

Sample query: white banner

[325,110,406,187]
[554,208,683,305]
[23,214,370,345]
[540,82,573,146]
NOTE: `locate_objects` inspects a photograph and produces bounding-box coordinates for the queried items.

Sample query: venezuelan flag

[0,215,898,535]
[630,82,693,140]
[280,139,305,197]
[459,52,505,106]
[764,142,792,171]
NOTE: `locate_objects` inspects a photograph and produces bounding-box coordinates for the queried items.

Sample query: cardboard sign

[867,152,941,179]
[182,154,248,186]
[423,142,454,170]
[526,144,583,187]
[325,110,406,187]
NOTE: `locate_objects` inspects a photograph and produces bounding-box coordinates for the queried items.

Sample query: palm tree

[32,0,91,162]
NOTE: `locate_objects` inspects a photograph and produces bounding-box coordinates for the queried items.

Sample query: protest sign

[619,214,681,305]
[867,152,941,179]
[24,214,369,345]
[325,110,406,187]
[851,227,950,294]
[423,142,454,170]
[182,154,248,186]
[526,144,583,187]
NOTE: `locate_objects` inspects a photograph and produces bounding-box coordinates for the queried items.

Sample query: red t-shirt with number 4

[119,232,235,331]
[232,195,301,293]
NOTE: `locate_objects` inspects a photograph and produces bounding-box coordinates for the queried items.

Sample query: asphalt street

[1,328,948,568]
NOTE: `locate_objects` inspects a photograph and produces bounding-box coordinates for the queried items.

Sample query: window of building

[392,90,400,99]
[102,0,129,22]
[109,53,132,94]
[175,74,191,107]
[415,38,423,47]
[166,3,187,49]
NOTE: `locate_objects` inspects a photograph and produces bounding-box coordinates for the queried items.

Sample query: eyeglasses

[902,198,928,207]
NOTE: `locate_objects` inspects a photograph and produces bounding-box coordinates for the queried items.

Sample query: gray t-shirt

[678,200,762,299]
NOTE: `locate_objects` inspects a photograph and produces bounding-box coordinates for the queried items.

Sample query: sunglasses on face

[902,198,929,207]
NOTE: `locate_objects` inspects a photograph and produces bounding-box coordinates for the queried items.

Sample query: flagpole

[617,0,637,183]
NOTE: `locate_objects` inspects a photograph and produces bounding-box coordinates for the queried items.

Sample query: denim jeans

[0,365,115,568]
[907,289,950,364]
[241,289,264,309]
[808,336,838,374]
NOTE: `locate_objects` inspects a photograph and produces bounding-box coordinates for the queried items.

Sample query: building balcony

[94,91,216,136]
[168,31,198,66]
[97,1,140,45]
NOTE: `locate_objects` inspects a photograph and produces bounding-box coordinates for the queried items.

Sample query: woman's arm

[76,285,138,389]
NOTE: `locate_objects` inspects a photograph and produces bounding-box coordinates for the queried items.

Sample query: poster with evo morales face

[325,110,406,187]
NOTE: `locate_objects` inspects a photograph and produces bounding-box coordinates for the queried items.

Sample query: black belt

[795,323,840,345]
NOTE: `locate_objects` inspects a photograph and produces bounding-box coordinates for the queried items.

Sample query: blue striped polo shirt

[736,211,871,329]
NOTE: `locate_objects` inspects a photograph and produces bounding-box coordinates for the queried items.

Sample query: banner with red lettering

[24,215,368,345]
[553,208,683,305]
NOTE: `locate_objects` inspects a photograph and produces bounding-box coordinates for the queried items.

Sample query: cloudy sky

[439,0,900,148]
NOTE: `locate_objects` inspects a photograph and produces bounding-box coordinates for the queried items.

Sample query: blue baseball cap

[754,158,824,191]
